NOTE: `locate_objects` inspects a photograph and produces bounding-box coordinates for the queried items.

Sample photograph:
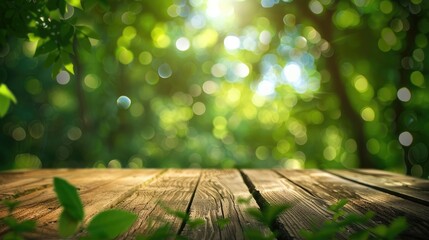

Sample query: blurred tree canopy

[0,0,428,178]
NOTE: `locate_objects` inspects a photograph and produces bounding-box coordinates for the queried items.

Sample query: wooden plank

[0,169,121,201]
[328,169,429,205]
[180,169,272,240]
[116,169,201,239]
[277,169,429,239]
[0,169,162,238]
[0,169,70,184]
[241,169,352,240]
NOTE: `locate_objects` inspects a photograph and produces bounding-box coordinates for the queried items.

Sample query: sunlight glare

[206,0,234,19]
[257,79,276,96]
[176,37,191,51]
[282,63,301,83]
[224,35,240,50]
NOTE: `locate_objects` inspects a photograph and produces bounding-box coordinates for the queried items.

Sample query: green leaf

[58,211,80,237]
[44,51,59,68]
[188,218,205,229]
[3,232,24,240]
[370,217,408,239]
[65,0,83,9]
[12,219,36,233]
[64,62,74,75]
[247,204,290,227]
[237,196,253,205]
[2,200,20,213]
[35,39,57,56]
[46,0,59,11]
[60,52,74,75]
[86,209,137,239]
[0,83,17,103]
[262,204,290,225]
[53,177,84,221]
[76,25,99,39]
[382,217,408,239]
[2,216,18,228]
[78,36,92,52]
[136,224,173,240]
[0,95,11,117]
[328,199,348,213]
[349,230,369,240]
[244,228,276,240]
[59,0,66,16]
[215,217,230,229]
[51,59,62,79]
[161,205,189,220]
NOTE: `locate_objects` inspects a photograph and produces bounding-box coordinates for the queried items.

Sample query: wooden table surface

[1,169,429,239]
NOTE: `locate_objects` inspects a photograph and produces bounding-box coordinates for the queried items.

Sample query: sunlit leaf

[86,209,137,239]
[65,0,83,10]
[0,84,17,103]
[0,96,11,117]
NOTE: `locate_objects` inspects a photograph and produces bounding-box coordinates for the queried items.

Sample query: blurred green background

[1,0,428,178]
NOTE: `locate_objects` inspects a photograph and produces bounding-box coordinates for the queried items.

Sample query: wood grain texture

[0,169,162,238]
[241,169,352,240]
[0,169,82,200]
[328,169,429,205]
[116,169,201,239]
[1,169,429,240]
[277,169,429,239]
[181,169,272,240]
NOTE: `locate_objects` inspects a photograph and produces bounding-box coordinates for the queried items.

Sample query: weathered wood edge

[277,169,429,240]
[326,169,429,206]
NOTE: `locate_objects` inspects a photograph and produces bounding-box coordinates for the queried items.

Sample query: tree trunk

[293,3,373,168]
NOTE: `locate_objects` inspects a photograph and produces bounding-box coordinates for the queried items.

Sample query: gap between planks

[325,169,429,206]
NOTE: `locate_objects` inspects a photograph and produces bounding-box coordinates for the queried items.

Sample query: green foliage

[0,201,36,240]
[370,217,408,240]
[300,199,407,240]
[215,217,230,230]
[53,177,84,237]
[0,84,17,117]
[53,177,84,221]
[160,204,205,230]
[237,196,253,205]
[246,204,290,227]
[1,0,428,177]
[244,203,290,239]
[53,177,137,239]
[58,211,81,238]
[135,224,174,240]
[243,228,276,240]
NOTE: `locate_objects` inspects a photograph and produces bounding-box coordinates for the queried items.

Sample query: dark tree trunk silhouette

[395,11,420,175]
[294,2,373,168]
[72,35,89,129]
